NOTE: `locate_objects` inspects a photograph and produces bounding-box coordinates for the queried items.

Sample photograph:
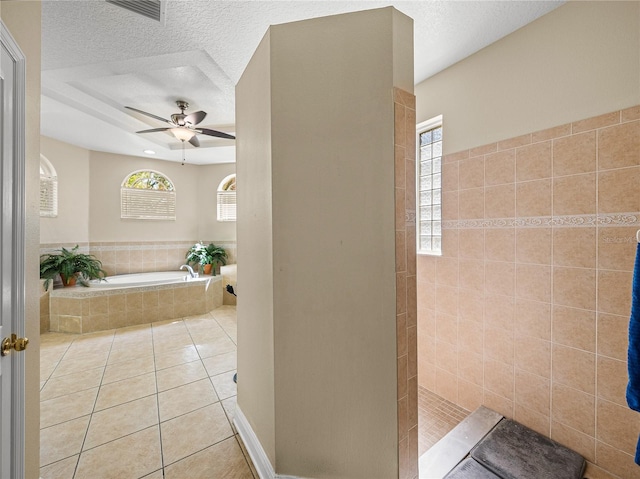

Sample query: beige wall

[38,140,236,245]
[236,30,276,465]
[415,3,640,479]
[197,163,236,241]
[416,1,640,155]
[1,2,42,478]
[237,8,413,478]
[89,151,198,241]
[40,136,90,244]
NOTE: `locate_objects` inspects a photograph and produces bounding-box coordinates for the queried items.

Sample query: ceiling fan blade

[135,127,171,134]
[197,128,236,140]
[184,110,207,126]
[188,135,200,147]
[125,106,172,124]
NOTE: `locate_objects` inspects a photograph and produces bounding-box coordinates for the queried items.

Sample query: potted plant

[40,245,107,291]
[186,242,214,274]
[186,242,229,275]
[205,243,228,276]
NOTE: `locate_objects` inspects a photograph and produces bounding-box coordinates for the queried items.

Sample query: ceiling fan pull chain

[181,140,186,166]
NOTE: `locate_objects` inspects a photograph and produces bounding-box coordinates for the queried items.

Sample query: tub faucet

[180,264,198,278]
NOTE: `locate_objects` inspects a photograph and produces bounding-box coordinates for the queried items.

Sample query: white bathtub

[90,271,198,288]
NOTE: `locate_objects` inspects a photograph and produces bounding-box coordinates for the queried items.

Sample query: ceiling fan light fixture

[126,102,234,147]
[170,127,196,142]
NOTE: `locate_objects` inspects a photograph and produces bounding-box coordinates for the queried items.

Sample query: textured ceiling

[41,0,564,165]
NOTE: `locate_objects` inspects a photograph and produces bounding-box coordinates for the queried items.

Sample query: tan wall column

[236,7,415,478]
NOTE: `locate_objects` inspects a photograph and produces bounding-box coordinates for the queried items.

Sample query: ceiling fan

[125,100,235,147]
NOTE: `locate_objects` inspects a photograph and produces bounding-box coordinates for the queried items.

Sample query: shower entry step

[420,406,586,479]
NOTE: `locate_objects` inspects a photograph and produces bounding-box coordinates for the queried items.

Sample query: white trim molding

[1,18,27,479]
[234,406,301,479]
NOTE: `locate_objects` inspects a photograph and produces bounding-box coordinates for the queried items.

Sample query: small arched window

[40,154,58,217]
[217,174,236,222]
[121,170,176,220]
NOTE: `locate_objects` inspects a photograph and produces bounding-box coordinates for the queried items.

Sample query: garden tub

[47,271,223,334]
[89,271,201,288]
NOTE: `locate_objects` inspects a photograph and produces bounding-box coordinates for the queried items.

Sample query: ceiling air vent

[106,0,166,24]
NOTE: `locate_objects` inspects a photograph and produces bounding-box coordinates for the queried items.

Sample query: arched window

[217,174,236,222]
[40,154,58,217]
[121,170,176,220]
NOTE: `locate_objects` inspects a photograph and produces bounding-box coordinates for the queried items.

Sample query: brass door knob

[1,334,29,356]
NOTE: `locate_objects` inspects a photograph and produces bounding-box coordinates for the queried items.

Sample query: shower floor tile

[419,386,471,456]
[39,305,256,479]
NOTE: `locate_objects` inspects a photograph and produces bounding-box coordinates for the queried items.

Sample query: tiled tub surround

[47,275,223,334]
[395,87,419,479]
[40,241,238,277]
[222,264,237,306]
[417,105,640,479]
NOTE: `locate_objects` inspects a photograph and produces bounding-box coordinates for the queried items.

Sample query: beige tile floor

[39,305,257,479]
[418,386,470,456]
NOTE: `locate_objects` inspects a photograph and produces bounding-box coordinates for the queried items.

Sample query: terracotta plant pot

[202,264,213,275]
[60,273,77,287]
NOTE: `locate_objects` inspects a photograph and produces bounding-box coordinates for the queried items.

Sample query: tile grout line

[41,307,249,478]
[184,312,227,408]
[75,329,115,479]
[150,319,166,476]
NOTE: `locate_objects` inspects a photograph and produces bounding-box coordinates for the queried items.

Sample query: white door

[0,20,27,479]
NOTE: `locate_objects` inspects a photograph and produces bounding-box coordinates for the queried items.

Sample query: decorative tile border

[39,241,238,277]
[597,213,640,227]
[89,241,237,252]
[39,244,91,255]
[40,241,237,255]
[443,212,640,230]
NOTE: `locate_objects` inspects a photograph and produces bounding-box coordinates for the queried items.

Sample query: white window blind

[121,188,176,220]
[40,174,58,217]
[217,173,236,222]
[217,191,236,222]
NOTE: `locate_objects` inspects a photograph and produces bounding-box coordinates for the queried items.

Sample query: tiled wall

[395,87,419,479]
[417,106,640,478]
[39,240,236,333]
[48,277,223,334]
[40,286,50,333]
[39,241,237,277]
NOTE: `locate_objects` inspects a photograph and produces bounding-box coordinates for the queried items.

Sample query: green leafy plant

[40,245,107,290]
[185,242,228,275]
[186,242,213,270]
[205,243,228,275]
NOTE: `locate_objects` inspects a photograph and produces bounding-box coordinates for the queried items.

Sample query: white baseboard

[234,405,301,479]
